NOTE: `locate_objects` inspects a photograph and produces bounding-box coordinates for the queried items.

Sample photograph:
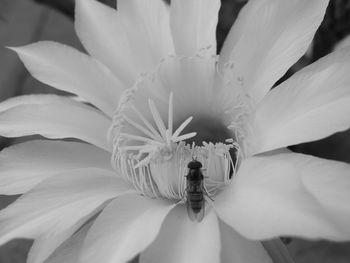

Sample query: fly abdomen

[188,192,204,214]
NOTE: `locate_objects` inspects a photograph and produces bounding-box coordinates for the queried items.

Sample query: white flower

[0,0,350,263]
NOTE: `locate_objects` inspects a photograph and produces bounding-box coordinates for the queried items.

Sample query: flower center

[107,52,255,201]
[108,92,238,200]
[179,116,233,145]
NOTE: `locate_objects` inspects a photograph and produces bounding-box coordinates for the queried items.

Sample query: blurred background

[0,0,350,262]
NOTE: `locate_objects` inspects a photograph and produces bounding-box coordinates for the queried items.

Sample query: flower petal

[0,169,133,262]
[44,221,92,263]
[75,0,173,85]
[10,42,124,116]
[251,47,350,154]
[219,0,329,102]
[170,0,220,55]
[215,152,350,240]
[302,160,350,232]
[140,206,220,263]
[27,218,92,263]
[0,140,111,194]
[81,194,175,263]
[0,94,66,113]
[0,96,111,151]
[219,220,272,263]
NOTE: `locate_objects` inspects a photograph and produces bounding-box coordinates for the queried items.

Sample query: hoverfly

[185,159,208,222]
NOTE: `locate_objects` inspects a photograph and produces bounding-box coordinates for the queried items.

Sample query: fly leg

[179,187,188,204]
[202,184,214,201]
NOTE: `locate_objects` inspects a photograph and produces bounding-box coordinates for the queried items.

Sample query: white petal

[81,194,175,263]
[11,42,124,116]
[0,96,111,151]
[252,47,350,154]
[44,221,92,263]
[219,220,272,263]
[215,152,350,241]
[28,218,91,263]
[170,0,220,55]
[219,0,329,103]
[0,140,111,194]
[302,159,350,233]
[140,206,220,263]
[0,94,66,113]
[0,169,133,261]
[75,0,173,85]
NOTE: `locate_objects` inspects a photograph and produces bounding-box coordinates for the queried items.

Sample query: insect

[185,159,206,222]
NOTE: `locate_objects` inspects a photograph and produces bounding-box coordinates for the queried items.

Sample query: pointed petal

[0,140,111,194]
[0,96,111,151]
[75,0,173,85]
[140,206,220,263]
[219,0,329,102]
[302,159,350,232]
[170,0,220,55]
[219,220,272,263]
[27,217,92,263]
[252,47,350,154]
[44,221,92,263]
[11,42,124,116]
[0,94,67,113]
[215,153,350,241]
[0,169,133,261]
[81,194,175,263]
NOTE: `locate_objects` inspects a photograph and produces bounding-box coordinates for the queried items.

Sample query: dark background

[0,0,350,262]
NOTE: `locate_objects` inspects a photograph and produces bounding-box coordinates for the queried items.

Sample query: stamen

[119,145,154,151]
[218,60,255,157]
[119,133,163,145]
[134,154,154,168]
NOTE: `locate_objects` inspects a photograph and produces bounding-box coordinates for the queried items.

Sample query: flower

[1,0,350,262]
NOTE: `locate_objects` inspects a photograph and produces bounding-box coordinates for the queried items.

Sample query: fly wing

[186,199,205,222]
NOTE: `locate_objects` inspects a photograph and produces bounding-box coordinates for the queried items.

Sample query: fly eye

[187,160,202,169]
